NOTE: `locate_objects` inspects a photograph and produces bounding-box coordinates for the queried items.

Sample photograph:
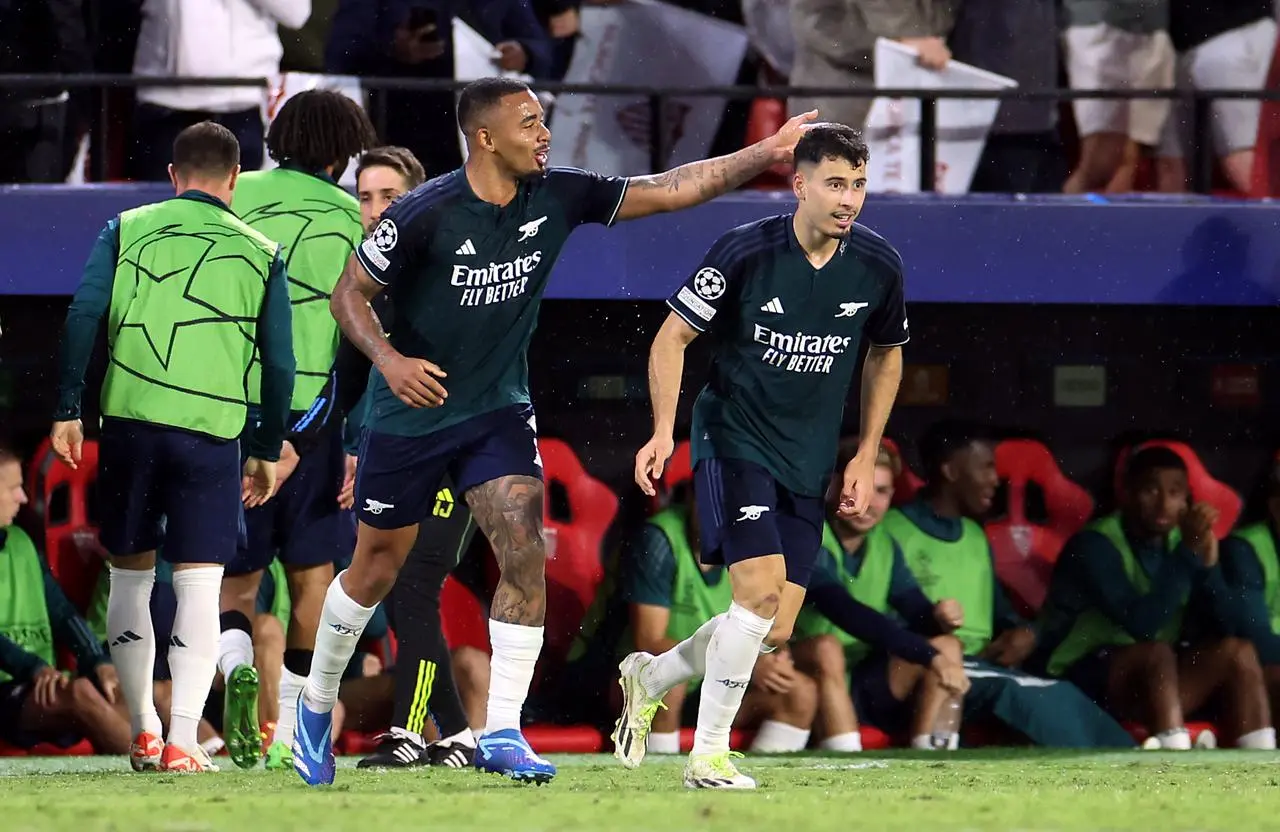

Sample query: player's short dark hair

[457,77,533,134]
[919,421,992,481]
[835,437,900,478]
[1123,446,1188,490]
[172,121,240,177]
[356,146,426,189]
[266,89,378,172]
[794,123,870,172]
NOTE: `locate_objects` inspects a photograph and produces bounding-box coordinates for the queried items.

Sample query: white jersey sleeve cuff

[665,298,707,333]
[355,239,390,285]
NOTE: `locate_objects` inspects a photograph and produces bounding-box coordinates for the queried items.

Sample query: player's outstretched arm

[635,312,699,496]
[331,253,448,408]
[614,111,818,222]
[51,219,120,469]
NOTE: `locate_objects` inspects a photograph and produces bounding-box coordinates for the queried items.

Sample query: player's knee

[930,634,964,662]
[729,558,786,619]
[67,677,107,716]
[253,612,285,655]
[498,548,547,595]
[803,635,847,680]
[347,534,413,601]
[1224,637,1264,681]
[789,672,820,725]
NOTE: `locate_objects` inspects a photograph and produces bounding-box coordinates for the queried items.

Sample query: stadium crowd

[1,0,1278,194]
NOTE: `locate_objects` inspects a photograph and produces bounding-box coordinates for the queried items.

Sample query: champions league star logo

[371,218,398,252]
[693,267,725,300]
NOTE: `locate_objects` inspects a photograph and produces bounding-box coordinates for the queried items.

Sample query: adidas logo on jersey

[760,297,784,314]
[455,239,476,256]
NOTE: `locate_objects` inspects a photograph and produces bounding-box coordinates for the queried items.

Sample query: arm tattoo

[629,142,772,205]
[466,475,548,627]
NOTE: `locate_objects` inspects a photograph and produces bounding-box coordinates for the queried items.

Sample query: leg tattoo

[466,476,546,627]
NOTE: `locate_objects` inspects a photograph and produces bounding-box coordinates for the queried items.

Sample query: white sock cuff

[647,731,681,755]
[1238,727,1277,750]
[489,620,544,657]
[819,731,863,752]
[330,570,379,621]
[750,719,811,753]
[109,565,155,587]
[280,668,307,690]
[1158,727,1192,750]
[171,565,224,589]
[727,602,774,640]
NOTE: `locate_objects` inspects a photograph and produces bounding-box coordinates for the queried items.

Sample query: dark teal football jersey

[667,214,909,497]
[354,167,628,436]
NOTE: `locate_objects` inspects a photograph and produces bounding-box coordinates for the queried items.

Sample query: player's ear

[792,170,805,202]
[477,127,495,153]
[167,163,179,192]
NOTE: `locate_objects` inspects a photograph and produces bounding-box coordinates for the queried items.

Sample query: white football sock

[1158,727,1192,750]
[750,719,811,753]
[647,731,680,755]
[691,602,772,757]
[167,566,224,751]
[390,725,426,747]
[441,728,476,748]
[302,572,377,714]
[484,620,543,734]
[272,668,306,746]
[217,626,254,681]
[106,566,162,738]
[1238,727,1277,749]
[640,613,724,699]
[819,731,863,752]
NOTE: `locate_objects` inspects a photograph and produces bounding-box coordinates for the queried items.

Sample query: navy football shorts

[98,417,241,565]
[228,428,353,576]
[692,457,824,588]
[354,404,542,530]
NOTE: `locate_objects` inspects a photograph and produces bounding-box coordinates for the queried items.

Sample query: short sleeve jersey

[667,215,909,497]
[354,166,628,436]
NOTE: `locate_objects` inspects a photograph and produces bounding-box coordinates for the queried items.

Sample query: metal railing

[5,74,1280,193]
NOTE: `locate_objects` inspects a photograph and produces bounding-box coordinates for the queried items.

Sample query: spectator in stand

[532,0,581,80]
[130,0,313,180]
[1030,447,1276,750]
[1155,0,1277,194]
[326,0,553,180]
[282,0,341,72]
[0,446,132,755]
[950,0,1068,193]
[0,0,92,183]
[1061,0,1175,194]
[789,0,957,132]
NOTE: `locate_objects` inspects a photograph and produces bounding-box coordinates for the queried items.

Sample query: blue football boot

[475,729,556,784]
[291,691,336,786]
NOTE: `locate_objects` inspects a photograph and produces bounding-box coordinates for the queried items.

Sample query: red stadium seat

[27,437,104,614]
[743,97,792,190]
[1113,441,1241,539]
[538,438,619,665]
[441,574,490,655]
[881,437,925,505]
[647,440,693,513]
[986,440,1095,616]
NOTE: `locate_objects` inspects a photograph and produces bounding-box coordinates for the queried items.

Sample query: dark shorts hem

[355,404,542,530]
[693,457,823,588]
